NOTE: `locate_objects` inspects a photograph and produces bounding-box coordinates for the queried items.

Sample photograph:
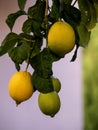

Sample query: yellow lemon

[8,71,34,105]
[48,21,75,57]
[38,91,61,117]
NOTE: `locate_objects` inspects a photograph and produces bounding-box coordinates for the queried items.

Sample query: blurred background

[0,0,82,130]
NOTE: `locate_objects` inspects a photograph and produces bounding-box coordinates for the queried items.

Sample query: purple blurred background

[0,0,82,130]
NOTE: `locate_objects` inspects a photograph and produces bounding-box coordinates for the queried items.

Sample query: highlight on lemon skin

[48,21,75,57]
[38,91,61,117]
[8,71,34,105]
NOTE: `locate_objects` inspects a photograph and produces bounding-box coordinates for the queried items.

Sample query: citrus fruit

[48,21,75,57]
[52,76,61,93]
[8,71,34,105]
[38,91,61,117]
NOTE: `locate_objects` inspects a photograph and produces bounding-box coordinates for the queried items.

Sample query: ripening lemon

[8,71,34,105]
[48,21,75,57]
[38,92,61,117]
[52,76,61,93]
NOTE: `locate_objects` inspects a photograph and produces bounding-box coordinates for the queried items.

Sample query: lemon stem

[25,62,29,72]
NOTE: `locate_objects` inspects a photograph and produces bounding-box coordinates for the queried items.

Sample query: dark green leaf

[77,0,97,46]
[30,37,43,58]
[86,2,97,30]
[71,44,79,62]
[48,48,60,62]
[94,0,98,3]
[30,48,53,78]
[78,0,97,31]
[31,20,42,37]
[30,48,59,78]
[28,0,46,22]
[18,0,27,10]
[64,0,73,5]
[27,0,46,36]
[78,0,90,25]
[19,33,43,57]
[50,0,60,21]
[62,4,81,44]
[15,63,20,71]
[9,41,30,64]
[88,0,94,4]
[19,33,43,58]
[6,10,26,31]
[94,2,98,19]
[0,32,19,56]
[62,4,81,27]
[32,71,54,93]
[22,19,33,33]
[19,33,35,43]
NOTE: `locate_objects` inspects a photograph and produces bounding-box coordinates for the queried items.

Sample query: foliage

[83,23,98,130]
[0,0,98,93]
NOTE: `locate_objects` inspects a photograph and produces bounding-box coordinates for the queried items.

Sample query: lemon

[8,71,34,105]
[48,21,75,57]
[52,76,61,93]
[38,91,61,117]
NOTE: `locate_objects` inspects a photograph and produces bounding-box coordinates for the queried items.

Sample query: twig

[25,60,29,71]
[72,0,77,6]
[45,0,49,45]
[45,0,48,18]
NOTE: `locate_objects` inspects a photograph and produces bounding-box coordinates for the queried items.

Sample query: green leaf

[94,0,98,3]
[86,2,97,30]
[22,19,33,33]
[18,0,27,10]
[19,33,35,43]
[64,0,73,5]
[78,0,97,31]
[30,48,53,78]
[32,72,54,93]
[62,4,81,44]
[77,0,97,47]
[62,5,81,27]
[50,0,60,21]
[30,48,59,78]
[78,0,90,25]
[83,23,98,130]
[6,10,26,31]
[77,23,91,47]
[15,63,20,71]
[31,20,42,37]
[27,0,46,22]
[19,33,43,57]
[94,1,98,18]
[9,41,30,65]
[27,0,46,36]
[0,32,19,56]
[30,37,43,58]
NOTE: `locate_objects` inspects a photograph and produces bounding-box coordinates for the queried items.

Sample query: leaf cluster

[0,0,98,93]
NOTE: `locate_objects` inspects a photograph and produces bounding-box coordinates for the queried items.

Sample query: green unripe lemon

[48,21,75,57]
[52,76,61,93]
[38,92,61,117]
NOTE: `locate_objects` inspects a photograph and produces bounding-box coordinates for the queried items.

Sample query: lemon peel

[8,71,34,105]
[38,91,61,117]
[48,21,75,57]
